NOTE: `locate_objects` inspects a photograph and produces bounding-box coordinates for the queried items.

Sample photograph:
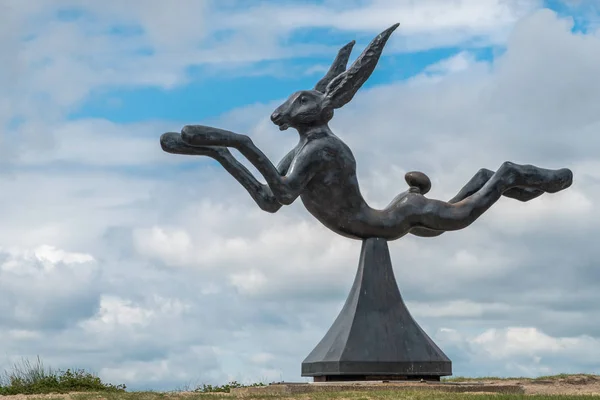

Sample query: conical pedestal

[301,237,452,381]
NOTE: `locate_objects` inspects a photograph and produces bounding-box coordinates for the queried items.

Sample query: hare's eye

[299,96,306,104]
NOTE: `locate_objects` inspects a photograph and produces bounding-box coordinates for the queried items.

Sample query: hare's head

[271,23,399,132]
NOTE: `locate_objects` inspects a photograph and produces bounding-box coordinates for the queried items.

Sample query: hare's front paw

[160,132,226,158]
[160,132,185,153]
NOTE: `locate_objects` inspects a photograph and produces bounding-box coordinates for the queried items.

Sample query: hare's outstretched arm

[160,132,282,213]
[180,125,315,205]
[410,168,544,237]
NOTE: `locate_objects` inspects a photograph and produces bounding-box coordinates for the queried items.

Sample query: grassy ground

[15,391,600,400]
[444,373,600,382]
[0,357,598,399]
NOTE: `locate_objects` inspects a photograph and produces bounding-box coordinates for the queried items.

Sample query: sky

[1,0,600,391]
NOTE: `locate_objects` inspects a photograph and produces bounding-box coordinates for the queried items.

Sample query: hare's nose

[271,112,281,122]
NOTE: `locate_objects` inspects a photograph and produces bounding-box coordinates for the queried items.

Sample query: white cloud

[0,245,100,330]
[16,119,175,167]
[230,270,268,295]
[407,300,512,319]
[80,295,191,336]
[220,0,541,46]
[436,327,600,377]
[485,187,594,234]
[97,346,223,386]
[473,327,600,365]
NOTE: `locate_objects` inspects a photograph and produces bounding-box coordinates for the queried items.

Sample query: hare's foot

[160,132,227,157]
[505,163,573,193]
[503,187,543,202]
[453,167,563,203]
[403,168,545,203]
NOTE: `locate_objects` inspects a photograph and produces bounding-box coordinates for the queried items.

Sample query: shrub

[0,356,126,395]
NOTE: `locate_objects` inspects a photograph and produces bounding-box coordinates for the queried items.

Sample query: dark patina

[160,23,573,381]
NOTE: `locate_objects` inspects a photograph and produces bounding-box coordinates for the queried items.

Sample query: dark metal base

[302,238,452,380]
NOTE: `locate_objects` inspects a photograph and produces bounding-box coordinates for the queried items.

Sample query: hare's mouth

[271,114,290,131]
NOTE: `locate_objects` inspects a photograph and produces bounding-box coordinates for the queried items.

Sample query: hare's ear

[314,40,355,93]
[324,23,399,109]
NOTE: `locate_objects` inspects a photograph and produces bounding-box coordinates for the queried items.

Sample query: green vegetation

[193,380,266,393]
[0,356,126,395]
[444,373,598,382]
[535,373,599,381]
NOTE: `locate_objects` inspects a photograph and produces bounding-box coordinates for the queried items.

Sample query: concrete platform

[230,380,525,397]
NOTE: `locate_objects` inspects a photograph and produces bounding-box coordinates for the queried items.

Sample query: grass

[63,391,600,400]
[0,356,126,395]
[192,381,266,393]
[444,373,599,382]
[0,357,598,399]
[0,357,265,396]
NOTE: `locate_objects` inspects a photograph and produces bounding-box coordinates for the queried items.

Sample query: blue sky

[73,46,504,124]
[65,0,588,125]
[1,0,600,391]
[69,46,483,125]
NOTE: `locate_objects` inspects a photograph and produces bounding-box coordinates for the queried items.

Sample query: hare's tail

[405,171,431,195]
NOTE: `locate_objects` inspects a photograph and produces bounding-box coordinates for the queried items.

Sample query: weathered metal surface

[302,238,451,378]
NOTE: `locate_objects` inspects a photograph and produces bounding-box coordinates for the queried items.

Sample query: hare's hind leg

[408,168,496,237]
[384,162,572,237]
[403,168,546,237]
[397,168,545,206]
[450,168,545,204]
